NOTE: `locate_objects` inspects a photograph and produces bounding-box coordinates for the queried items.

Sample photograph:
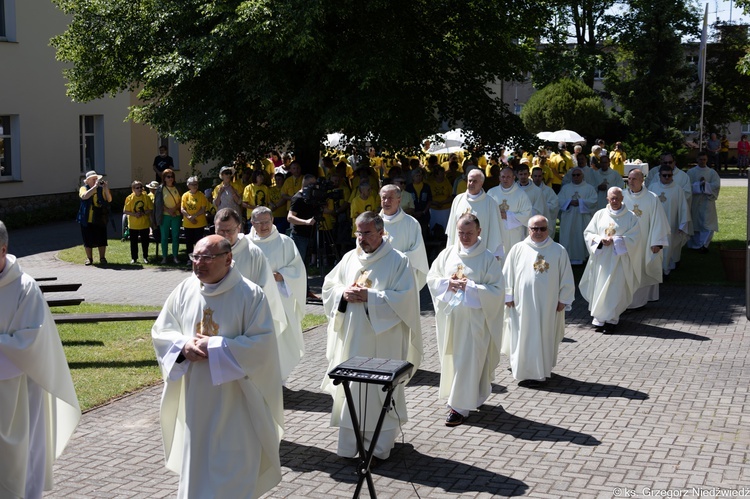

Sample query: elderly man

[152,235,283,498]
[215,208,287,336]
[488,167,533,256]
[249,207,307,382]
[321,212,422,460]
[446,169,503,256]
[503,215,575,386]
[623,169,670,309]
[648,165,691,277]
[532,166,560,226]
[591,155,625,209]
[580,187,641,333]
[0,221,80,498]
[379,184,429,290]
[557,167,598,265]
[686,151,721,253]
[427,213,504,426]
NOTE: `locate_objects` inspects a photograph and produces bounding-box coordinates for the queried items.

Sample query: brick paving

[7,220,750,498]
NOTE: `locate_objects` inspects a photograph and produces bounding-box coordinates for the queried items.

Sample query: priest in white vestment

[557,168,598,265]
[623,170,671,309]
[686,151,721,252]
[516,161,546,221]
[580,188,642,333]
[152,235,284,499]
[379,184,429,290]
[446,169,503,257]
[321,212,422,460]
[249,207,306,382]
[532,167,560,226]
[427,213,504,427]
[214,208,287,338]
[646,154,692,266]
[488,167,533,256]
[0,221,80,499]
[591,156,625,209]
[648,166,691,276]
[503,216,575,386]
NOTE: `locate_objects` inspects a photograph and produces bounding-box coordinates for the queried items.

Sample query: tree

[51,0,545,171]
[604,0,699,152]
[520,78,606,140]
[701,23,750,133]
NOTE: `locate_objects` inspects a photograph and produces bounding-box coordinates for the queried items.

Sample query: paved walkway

[7,218,749,498]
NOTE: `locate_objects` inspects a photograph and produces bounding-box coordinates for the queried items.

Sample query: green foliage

[604,0,700,152]
[700,24,750,133]
[51,0,545,166]
[520,78,606,139]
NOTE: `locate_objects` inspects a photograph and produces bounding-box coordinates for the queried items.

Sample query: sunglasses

[529,227,548,232]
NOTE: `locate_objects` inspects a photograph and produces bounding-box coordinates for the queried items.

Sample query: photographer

[77,170,113,265]
[287,174,318,266]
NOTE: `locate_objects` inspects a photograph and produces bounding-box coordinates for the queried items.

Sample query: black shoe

[594,325,606,333]
[445,409,466,427]
[602,323,618,334]
[518,379,545,388]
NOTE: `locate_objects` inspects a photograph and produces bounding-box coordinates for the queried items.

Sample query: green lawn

[55,303,327,411]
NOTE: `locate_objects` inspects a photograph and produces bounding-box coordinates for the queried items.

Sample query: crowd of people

[13,140,720,497]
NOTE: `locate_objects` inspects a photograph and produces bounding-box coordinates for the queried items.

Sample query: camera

[301,178,344,206]
[98,179,105,186]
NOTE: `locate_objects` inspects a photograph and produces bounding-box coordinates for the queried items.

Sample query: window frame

[0,0,17,42]
[79,115,105,174]
[0,115,21,181]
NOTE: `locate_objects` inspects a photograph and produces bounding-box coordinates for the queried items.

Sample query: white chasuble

[0,255,80,498]
[427,241,504,412]
[321,240,422,435]
[250,226,307,381]
[503,238,575,381]
[152,268,283,499]
[580,207,642,323]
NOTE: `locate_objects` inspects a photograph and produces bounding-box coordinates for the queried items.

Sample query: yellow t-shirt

[281,176,303,209]
[124,193,153,230]
[162,186,181,213]
[268,186,286,218]
[349,193,380,235]
[426,177,453,208]
[181,191,209,228]
[609,150,627,176]
[242,184,271,218]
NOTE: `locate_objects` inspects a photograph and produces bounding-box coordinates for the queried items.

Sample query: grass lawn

[58,238,190,267]
[55,303,327,412]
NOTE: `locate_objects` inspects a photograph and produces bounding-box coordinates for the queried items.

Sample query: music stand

[328,357,414,499]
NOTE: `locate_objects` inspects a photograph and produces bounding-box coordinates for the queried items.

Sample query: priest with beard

[580,187,641,333]
[0,220,80,498]
[321,212,422,460]
[503,215,575,387]
[152,235,283,499]
[445,168,503,257]
[214,208,287,339]
[487,167,533,256]
[249,207,307,382]
[623,169,670,309]
[648,165,690,277]
[427,213,504,426]
[379,184,429,290]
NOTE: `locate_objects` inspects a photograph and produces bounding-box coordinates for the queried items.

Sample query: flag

[698,3,708,83]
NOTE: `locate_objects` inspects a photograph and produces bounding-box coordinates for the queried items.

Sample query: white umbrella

[536,129,586,144]
[324,133,346,149]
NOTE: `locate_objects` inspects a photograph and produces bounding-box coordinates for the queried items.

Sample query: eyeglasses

[133,186,143,190]
[661,173,673,178]
[252,219,273,226]
[164,175,174,179]
[188,252,229,263]
[215,225,241,236]
[529,227,548,232]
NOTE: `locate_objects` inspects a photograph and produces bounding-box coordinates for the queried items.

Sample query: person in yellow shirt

[349,182,380,236]
[156,168,182,264]
[547,143,573,193]
[123,180,153,264]
[242,170,271,224]
[269,172,289,235]
[181,176,209,261]
[406,168,432,236]
[426,166,454,233]
[281,161,304,210]
[609,142,627,176]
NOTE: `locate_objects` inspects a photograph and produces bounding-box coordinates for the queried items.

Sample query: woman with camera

[77,170,113,265]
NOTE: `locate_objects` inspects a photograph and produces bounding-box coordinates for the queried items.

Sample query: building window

[742,123,750,134]
[593,68,603,80]
[80,115,105,173]
[514,103,523,115]
[0,0,17,42]
[686,54,698,66]
[159,136,180,170]
[683,123,699,134]
[0,115,19,180]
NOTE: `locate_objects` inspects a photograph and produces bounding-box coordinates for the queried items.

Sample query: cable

[392,400,422,499]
